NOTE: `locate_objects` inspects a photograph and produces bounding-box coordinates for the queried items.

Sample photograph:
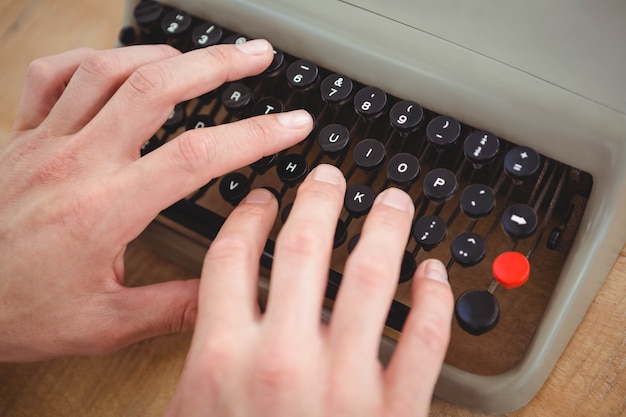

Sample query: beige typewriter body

[121,0,626,413]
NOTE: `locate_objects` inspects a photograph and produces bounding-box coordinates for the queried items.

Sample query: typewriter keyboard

[122,1,593,376]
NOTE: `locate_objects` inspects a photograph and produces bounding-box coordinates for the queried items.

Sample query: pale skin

[0,39,454,416]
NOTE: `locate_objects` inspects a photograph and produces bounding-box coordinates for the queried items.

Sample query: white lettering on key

[397,162,408,173]
[230,91,242,101]
[354,192,365,203]
[194,121,205,129]
[285,162,298,173]
[433,177,446,187]
[229,181,239,190]
[328,133,339,143]
[365,148,373,158]
[264,105,274,114]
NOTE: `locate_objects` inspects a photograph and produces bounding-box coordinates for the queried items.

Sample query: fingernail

[235,38,271,55]
[276,110,312,128]
[377,187,414,212]
[311,164,344,185]
[243,188,274,205]
[422,259,449,284]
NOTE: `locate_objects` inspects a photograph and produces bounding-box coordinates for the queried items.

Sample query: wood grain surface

[0,0,623,416]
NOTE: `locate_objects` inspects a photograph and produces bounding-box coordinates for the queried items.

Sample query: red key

[493,251,530,289]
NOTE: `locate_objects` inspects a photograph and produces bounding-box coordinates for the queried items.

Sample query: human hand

[0,40,313,361]
[166,164,454,417]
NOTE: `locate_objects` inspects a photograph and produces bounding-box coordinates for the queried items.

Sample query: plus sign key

[504,146,541,181]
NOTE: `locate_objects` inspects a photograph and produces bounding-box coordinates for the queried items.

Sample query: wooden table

[0,1,624,415]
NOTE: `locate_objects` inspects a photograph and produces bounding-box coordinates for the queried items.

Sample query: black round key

[353,139,386,170]
[134,0,164,28]
[320,74,353,105]
[221,83,252,112]
[412,215,447,251]
[464,130,500,166]
[191,22,223,48]
[450,232,486,267]
[223,34,249,44]
[250,154,277,173]
[162,103,186,131]
[276,154,308,185]
[460,184,495,218]
[219,172,250,205]
[161,10,192,37]
[502,204,539,239]
[185,114,214,131]
[263,49,285,77]
[118,26,136,45]
[347,234,360,253]
[504,146,541,181]
[334,220,348,248]
[423,168,458,203]
[455,289,500,335]
[354,86,387,119]
[344,184,376,217]
[287,59,319,91]
[252,97,284,116]
[399,251,417,283]
[140,135,162,156]
[318,124,350,155]
[426,115,462,148]
[387,153,421,186]
[280,202,293,224]
[389,100,424,134]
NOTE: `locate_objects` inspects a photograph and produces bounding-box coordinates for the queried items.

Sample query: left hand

[0,40,313,361]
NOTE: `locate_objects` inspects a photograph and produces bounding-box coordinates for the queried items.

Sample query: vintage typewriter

[118,0,626,413]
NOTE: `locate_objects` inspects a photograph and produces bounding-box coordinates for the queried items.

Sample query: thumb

[110,278,200,347]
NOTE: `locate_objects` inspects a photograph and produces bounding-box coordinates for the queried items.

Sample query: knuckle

[276,221,329,257]
[199,46,232,81]
[345,255,393,293]
[173,130,215,170]
[205,234,256,266]
[126,61,170,97]
[25,57,56,85]
[240,116,276,146]
[253,345,300,391]
[78,49,123,79]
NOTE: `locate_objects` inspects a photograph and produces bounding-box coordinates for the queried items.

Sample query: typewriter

[118,0,626,413]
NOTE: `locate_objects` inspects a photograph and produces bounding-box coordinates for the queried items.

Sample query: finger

[329,188,415,360]
[110,110,313,242]
[84,39,275,156]
[263,164,346,340]
[43,45,180,136]
[11,48,93,132]
[384,259,453,415]
[196,188,278,336]
[106,278,200,349]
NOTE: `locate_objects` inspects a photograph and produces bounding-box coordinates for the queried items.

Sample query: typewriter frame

[121,0,626,413]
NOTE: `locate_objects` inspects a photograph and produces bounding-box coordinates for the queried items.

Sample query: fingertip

[310,163,345,185]
[235,38,273,56]
[242,187,276,205]
[276,109,313,129]
[416,259,449,285]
